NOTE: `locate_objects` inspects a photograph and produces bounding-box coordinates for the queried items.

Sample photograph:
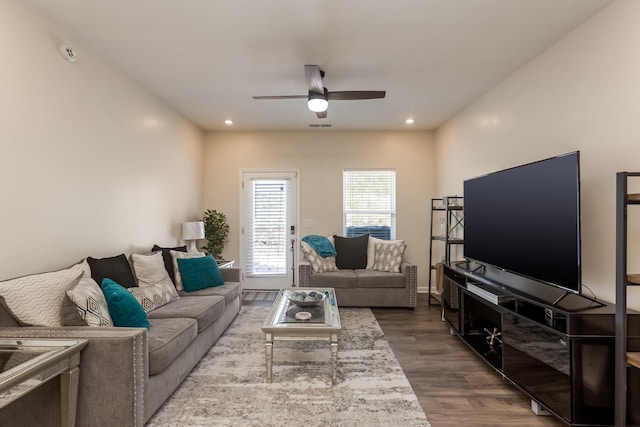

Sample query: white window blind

[245,178,292,276]
[343,170,396,240]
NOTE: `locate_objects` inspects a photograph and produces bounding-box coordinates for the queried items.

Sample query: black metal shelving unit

[428,196,464,306]
[615,171,640,427]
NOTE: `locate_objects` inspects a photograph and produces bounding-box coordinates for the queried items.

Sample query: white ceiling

[24,0,612,131]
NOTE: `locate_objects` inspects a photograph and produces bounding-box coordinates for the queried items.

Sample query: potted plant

[202,209,229,259]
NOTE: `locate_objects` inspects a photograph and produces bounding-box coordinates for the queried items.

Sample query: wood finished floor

[244,292,564,427]
[372,294,563,427]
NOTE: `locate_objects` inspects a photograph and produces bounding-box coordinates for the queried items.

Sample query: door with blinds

[240,171,298,290]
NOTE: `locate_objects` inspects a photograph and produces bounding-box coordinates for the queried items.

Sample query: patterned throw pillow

[371,240,407,273]
[366,236,384,269]
[0,259,90,327]
[301,241,338,273]
[170,250,205,290]
[63,275,113,327]
[128,278,179,313]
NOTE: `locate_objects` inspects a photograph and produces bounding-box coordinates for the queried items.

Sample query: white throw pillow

[0,259,90,327]
[132,252,172,287]
[301,241,338,273]
[170,250,205,290]
[366,236,384,269]
[64,274,113,327]
[371,240,407,273]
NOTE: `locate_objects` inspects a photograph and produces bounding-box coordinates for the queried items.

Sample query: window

[343,170,396,240]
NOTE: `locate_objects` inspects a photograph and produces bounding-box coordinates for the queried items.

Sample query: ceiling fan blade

[253,95,307,100]
[305,65,324,93]
[327,91,386,100]
[315,110,327,119]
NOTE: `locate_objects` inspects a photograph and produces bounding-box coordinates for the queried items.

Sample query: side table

[0,338,88,427]
[216,259,235,268]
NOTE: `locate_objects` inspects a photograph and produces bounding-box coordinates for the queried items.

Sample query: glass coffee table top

[262,288,341,331]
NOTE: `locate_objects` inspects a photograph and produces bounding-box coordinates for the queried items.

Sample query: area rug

[147,306,430,427]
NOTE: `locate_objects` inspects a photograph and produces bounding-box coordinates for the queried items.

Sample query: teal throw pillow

[177,256,224,292]
[101,278,150,329]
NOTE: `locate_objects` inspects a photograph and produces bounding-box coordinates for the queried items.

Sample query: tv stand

[442,261,637,426]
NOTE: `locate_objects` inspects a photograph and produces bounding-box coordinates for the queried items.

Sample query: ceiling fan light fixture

[308,89,328,112]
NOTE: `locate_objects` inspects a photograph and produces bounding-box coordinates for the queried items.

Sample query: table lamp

[182,221,205,254]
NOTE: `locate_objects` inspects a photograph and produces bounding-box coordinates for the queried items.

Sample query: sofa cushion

[177,256,224,292]
[354,269,406,288]
[178,281,241,306]
[88,254,137,288]
[147,317,198,376]
[101,278,150,329]
[146,295,225,332]
[62,275,113,327]
[333,234,369,269]
[301,241,337,273]
[371,240,406,273]
[0,259,89,327]
[309,270,358,288]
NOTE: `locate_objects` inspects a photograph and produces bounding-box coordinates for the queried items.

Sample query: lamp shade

[182,221,205,240]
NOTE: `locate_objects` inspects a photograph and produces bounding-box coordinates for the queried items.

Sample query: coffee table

[0,338,87,427]
[262,288,341,385]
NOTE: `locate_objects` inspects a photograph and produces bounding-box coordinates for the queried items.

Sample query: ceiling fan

[252,65,386,119]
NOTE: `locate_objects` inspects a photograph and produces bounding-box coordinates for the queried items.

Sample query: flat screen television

[463,151,581,294]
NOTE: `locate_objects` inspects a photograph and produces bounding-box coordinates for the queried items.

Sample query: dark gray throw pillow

[152,245,187,284]
[333,234,369,270]
[87,254,137,288]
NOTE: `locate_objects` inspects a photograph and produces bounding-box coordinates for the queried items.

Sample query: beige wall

[435,0,640,305]
[203,131,435,288]
[0,1,204,280]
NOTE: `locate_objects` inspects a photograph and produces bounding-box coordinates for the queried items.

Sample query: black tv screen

[463,152,581,293]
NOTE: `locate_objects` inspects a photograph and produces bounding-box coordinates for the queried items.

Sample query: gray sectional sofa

[299,234,417,308]
[0,254,241,426]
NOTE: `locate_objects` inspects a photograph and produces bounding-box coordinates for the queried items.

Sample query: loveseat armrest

[299,262,312,287]
[220,267,240,283]
[0,326,147,427]
[401,260,418,308]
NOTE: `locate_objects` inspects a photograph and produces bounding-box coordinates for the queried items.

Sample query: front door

[240,171,298,290]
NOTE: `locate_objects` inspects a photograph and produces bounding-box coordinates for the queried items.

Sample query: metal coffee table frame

[262,288,341,385]
[0,338,88,426]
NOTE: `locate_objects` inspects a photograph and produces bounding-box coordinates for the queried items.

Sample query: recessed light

[224,119,233,125]
[405,118,415,125]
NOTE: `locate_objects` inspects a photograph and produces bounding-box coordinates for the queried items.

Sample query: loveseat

[299,234,417,308]
[0,246,241,427]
